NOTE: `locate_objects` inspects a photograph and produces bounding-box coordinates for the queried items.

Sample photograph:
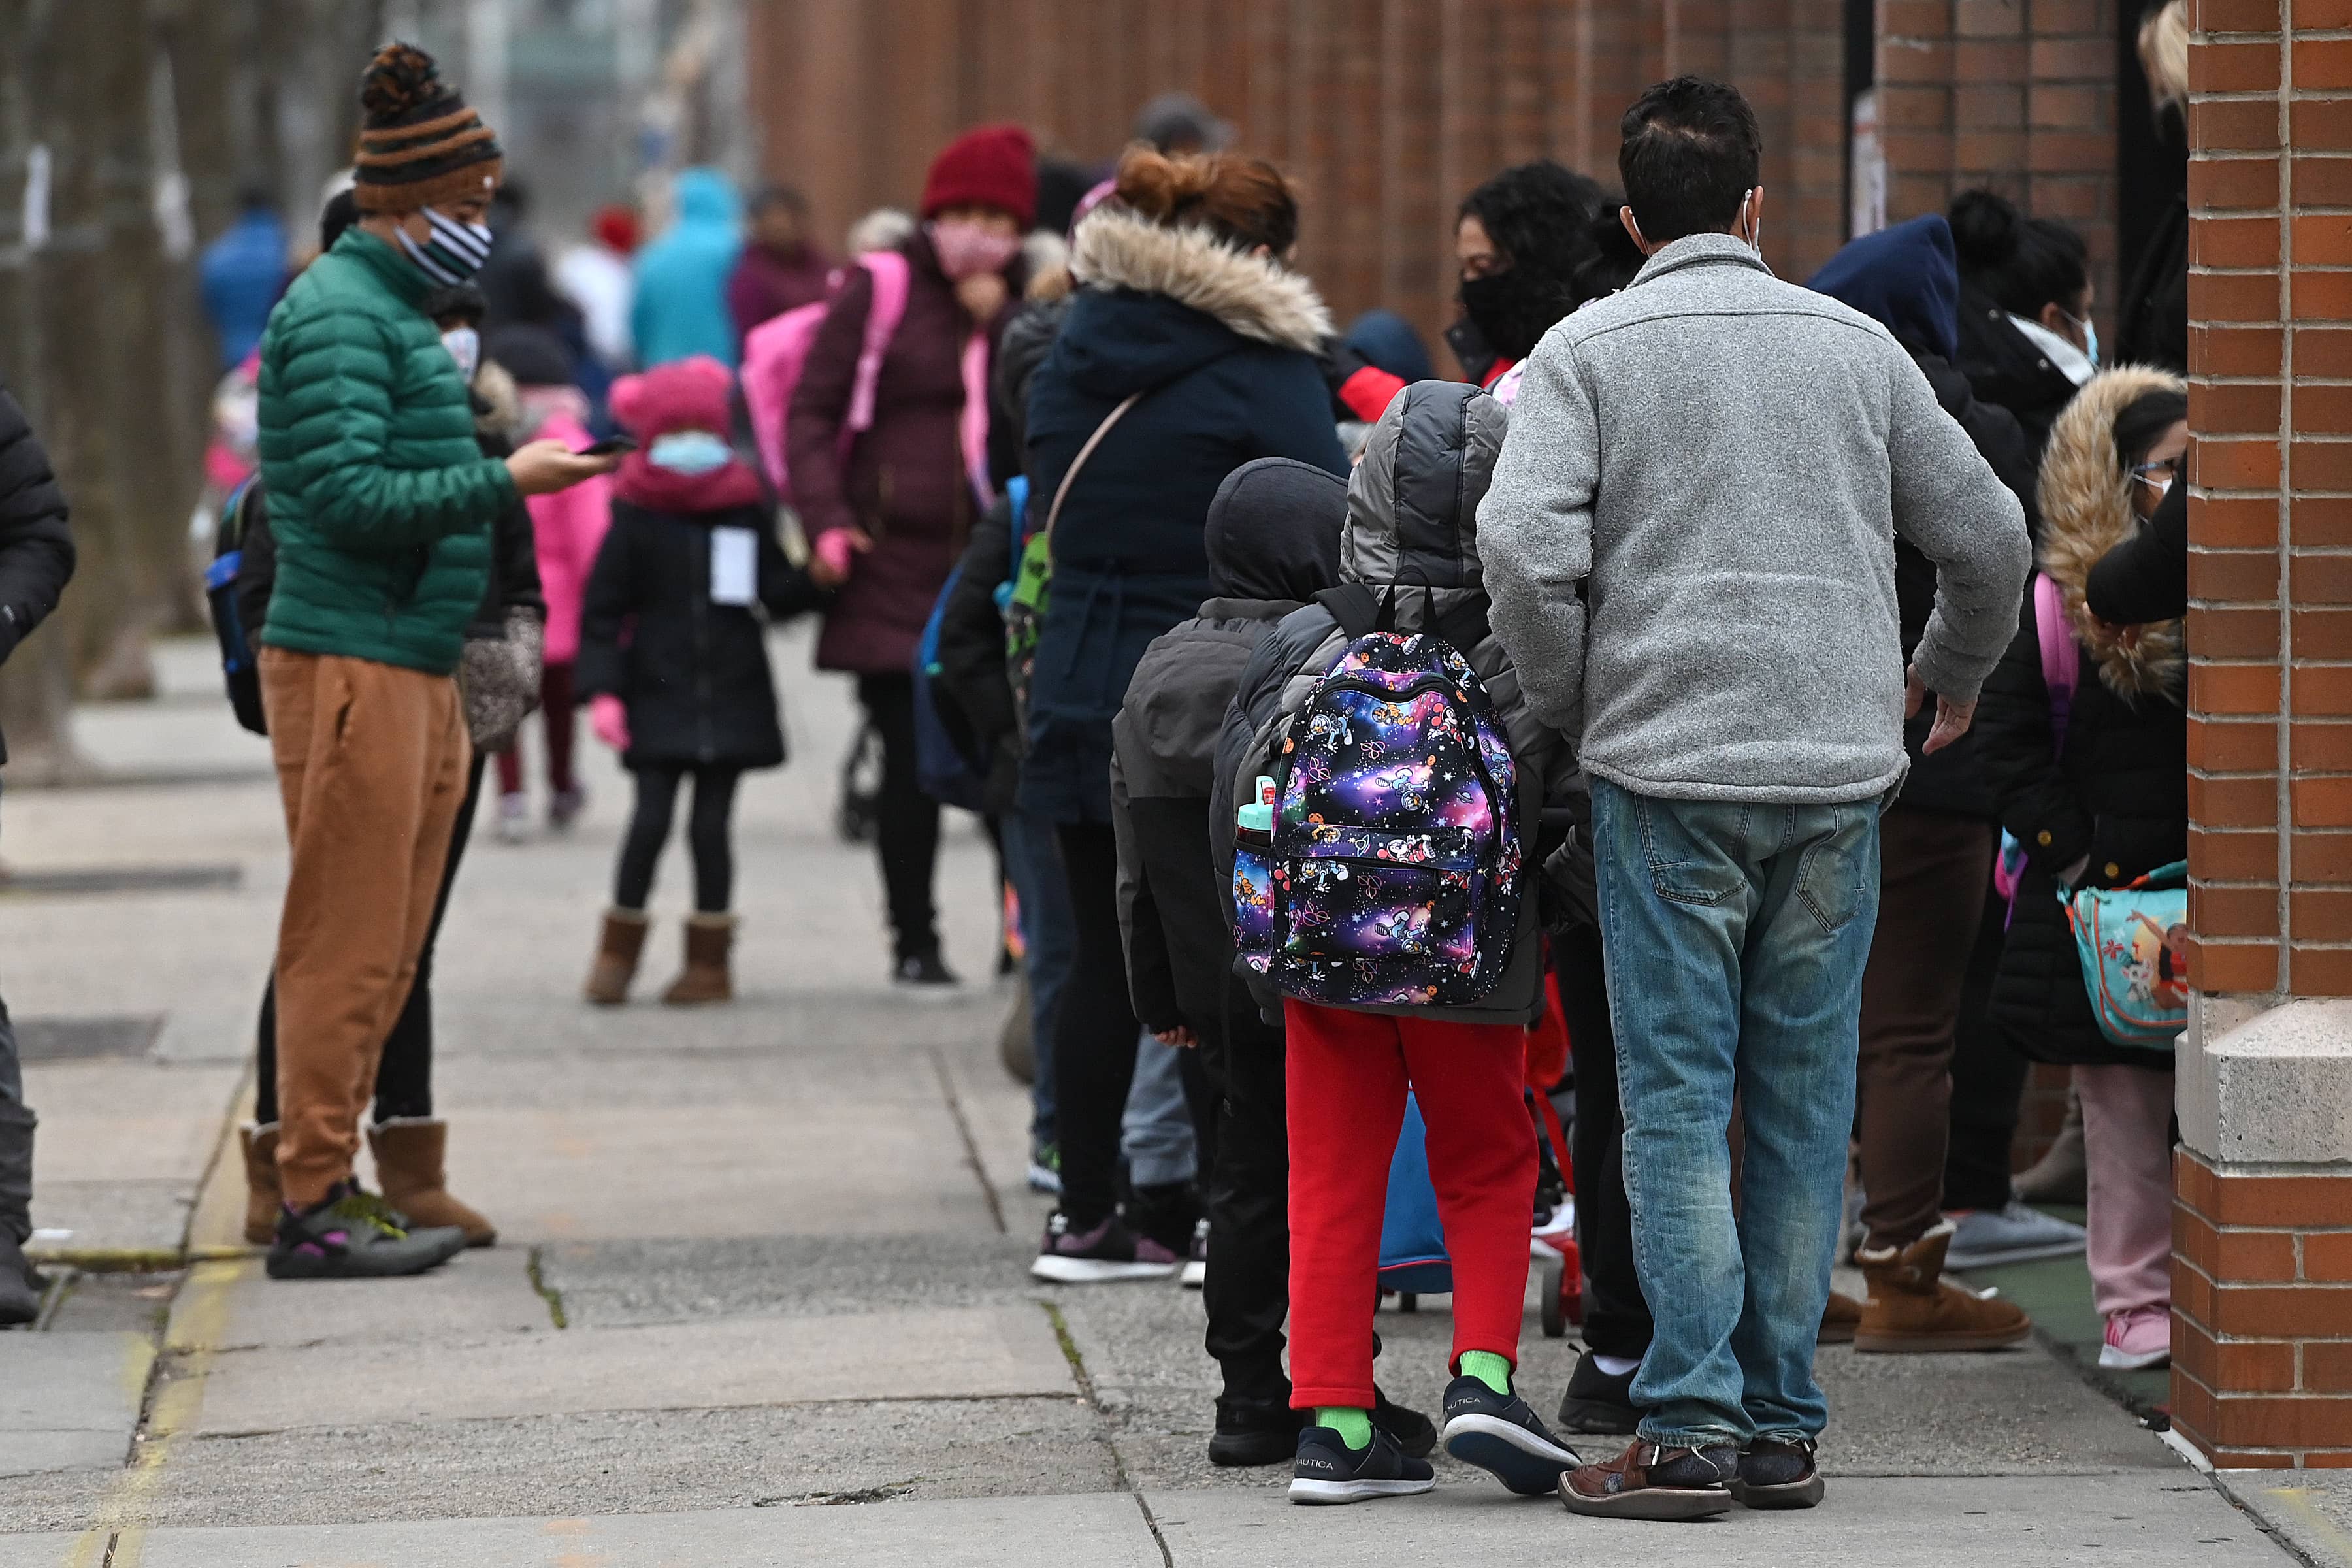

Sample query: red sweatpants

[1284,998,1537,1409]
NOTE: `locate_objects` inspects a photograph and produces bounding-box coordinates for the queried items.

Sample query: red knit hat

[609,355,734,440]
[921,124,1037,229]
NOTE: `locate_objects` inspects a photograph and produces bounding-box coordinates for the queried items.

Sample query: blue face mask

[2083,319,2100,368]
[647,430,733,475]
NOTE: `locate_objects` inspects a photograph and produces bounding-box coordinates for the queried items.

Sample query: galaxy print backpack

[1233,594,1524,1008]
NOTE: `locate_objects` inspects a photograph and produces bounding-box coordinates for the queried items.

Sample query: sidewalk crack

[1040,1301,1173,1568]
[926,1045,1007,1234]
[526,1246,569,1329]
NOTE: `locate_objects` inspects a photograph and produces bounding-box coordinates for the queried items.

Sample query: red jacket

[1335,353,1513,424]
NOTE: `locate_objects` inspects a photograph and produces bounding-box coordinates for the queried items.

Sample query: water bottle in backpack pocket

[1233,619,1524,1009]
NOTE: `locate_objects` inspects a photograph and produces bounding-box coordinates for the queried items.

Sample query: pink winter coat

[520,407,612,665]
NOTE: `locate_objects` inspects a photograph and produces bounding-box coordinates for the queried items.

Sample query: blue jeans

[1002,809,1071,1151]
[1588,777,1881,1448]
[1122,1031,1198,1188]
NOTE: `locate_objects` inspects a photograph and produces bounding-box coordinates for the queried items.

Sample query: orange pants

[260,648,468,1207]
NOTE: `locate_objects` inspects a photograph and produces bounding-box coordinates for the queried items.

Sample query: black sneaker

[1558,1438,1737,1521]
[1372,1385,1437,1459]
[892,950,961,991]
[1556,1350,1641,1434]
[1029,1211,1182,1283]
[1209,1400,1304,1467]
[1439,1374,1580,1495]
[1288,1424,1436,1505]
[265,1181,466,1280]
[0,1233,42,1326]
[1730,1435,1824,1509]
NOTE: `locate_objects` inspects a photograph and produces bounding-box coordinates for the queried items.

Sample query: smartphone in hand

[580,435,638,457]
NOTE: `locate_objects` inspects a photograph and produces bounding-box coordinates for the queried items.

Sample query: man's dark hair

[1459,160,1607,282]
[1617,77,1762,245]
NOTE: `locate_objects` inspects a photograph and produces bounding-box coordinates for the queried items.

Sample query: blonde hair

[2138,1,2189,110]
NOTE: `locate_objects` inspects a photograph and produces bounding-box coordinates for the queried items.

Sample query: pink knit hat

[608,354,734,440]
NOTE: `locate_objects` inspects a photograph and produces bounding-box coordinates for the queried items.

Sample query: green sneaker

[1027,1141,1061,1195]
[266,1181,466,1279]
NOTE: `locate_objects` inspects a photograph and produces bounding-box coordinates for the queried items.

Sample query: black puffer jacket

[1977,367,2186,1070]
[576,500,819,770]
[0,383,76,761]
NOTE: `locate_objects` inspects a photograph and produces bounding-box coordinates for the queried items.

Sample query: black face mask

[1458,269,1575,364]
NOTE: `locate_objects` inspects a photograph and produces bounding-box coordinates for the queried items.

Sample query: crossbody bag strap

[1043,391,1146,537]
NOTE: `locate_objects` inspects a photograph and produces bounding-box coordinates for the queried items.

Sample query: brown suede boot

[367,1118,497,1247]
[239,1122,281,1247]
[585,907,651,1005]
[1818,1288,1863,1345]
[661,913,736,1005]
[1853,1221,2031,1352]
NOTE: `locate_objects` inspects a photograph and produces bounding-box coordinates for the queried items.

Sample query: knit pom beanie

[353,42,503,214]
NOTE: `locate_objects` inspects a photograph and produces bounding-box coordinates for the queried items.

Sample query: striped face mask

[394,206,495,285]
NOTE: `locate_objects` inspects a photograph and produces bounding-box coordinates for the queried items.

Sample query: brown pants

[260,648,469,1207]
[1855,803,1996,1251]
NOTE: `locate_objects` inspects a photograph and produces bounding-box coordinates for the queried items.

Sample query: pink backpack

[1993,572,2082,907]
[740,251,911,502]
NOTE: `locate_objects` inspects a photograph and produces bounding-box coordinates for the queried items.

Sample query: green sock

[1460,1350,1512,1396]
[1316,1406,1373,1451]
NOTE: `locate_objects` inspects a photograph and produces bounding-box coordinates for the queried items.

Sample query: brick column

[2178,0,2352,1471]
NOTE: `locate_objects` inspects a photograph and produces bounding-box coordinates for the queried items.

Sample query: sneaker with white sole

[1941,1200,2086,1270]
[1440,1375,1580,1495]
[1289,1424,1435,1505]
[1026,1140,1062,1196]
[1030,1212,1181,1283]
[1181,1217,1208,1288]
[2099,1303,2170,1370]
[494,792,531,844]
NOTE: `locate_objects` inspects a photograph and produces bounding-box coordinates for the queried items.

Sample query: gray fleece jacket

[1478,232,2031,805]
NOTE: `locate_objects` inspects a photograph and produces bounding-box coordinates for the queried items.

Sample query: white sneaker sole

[1030,1255,1182,1284]
[1440,1413,1578,1495]
[1180,1260,1207,1288]
[1024,1164,1062,1196]
[2098,1344,2170,1371]
[1288,1475,1436,1505]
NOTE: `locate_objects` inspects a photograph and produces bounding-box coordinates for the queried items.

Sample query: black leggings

[615,763,743,913]
[856,672,941,960]
[1052,821,1143,1229]
[255,753,485,1126]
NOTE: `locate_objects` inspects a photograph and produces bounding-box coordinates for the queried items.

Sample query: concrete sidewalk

[0,636,2314,1567]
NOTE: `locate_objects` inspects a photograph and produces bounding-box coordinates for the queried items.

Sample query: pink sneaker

[2098,1305,2170,1370]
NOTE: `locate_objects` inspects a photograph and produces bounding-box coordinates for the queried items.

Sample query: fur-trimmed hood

[1069,204,1331,353]
[2037,364,2186,701]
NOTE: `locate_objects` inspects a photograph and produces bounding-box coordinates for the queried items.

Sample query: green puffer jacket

[255,227,517,674]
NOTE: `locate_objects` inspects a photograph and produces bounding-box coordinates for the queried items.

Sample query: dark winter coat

[0,382,75,762]
[2116,195,2189,377]
[787,228,1019,675]
[1217,383,1578,1028]
[576,500,819,770]
[932,493,1022,814]
[1953,280,2085,461]
[1019,205,1349,825]
[1977,367,2186,1071]
[1113,457,1347,1035]
[1810,218,2044,821]
[2085,478,2185,628]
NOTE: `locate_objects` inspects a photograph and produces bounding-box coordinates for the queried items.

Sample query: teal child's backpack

[2062,860,2189,1051]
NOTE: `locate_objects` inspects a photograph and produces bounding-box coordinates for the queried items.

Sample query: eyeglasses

[2131,459,2180,489]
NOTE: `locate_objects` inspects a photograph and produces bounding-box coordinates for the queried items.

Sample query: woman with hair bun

[1948,188,2095,459]
[1022,146,1346,1286]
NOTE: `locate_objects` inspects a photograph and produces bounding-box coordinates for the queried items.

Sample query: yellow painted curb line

[2264,1486,2352,1568]
[88,1255,253,1563]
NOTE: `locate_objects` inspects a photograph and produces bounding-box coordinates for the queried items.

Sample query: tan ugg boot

[1818,1288,1863,1345]
[1853,1221,2031,1352]
[368,1118,497,1247]
[585,907,651,1005]
[239,1122,281,1246]
[661,913,736,1005]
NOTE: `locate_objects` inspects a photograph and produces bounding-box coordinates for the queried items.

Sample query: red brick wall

[745,0,1849,346]
[2173,1151,2352,1466]
[1876,0,2124,336]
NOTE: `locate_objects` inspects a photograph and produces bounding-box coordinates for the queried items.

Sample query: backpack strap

[843,251,911,439]
[1043,391,1145,537]
[2033,572,2080,755]
[1314,584,1383,640]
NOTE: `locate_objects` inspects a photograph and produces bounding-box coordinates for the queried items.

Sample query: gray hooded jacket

[1478,232,2031,805]
[1217,382,1577,1027]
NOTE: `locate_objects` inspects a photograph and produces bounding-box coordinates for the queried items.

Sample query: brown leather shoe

[239,1122,281,1247]
[1853,1220,2030,1352]
[661,913,736,1005]
[367,1118,496,1247]
[585,907,650,1005]
[1818,1288,1863,1344]
[1557,1439,1736,1521]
